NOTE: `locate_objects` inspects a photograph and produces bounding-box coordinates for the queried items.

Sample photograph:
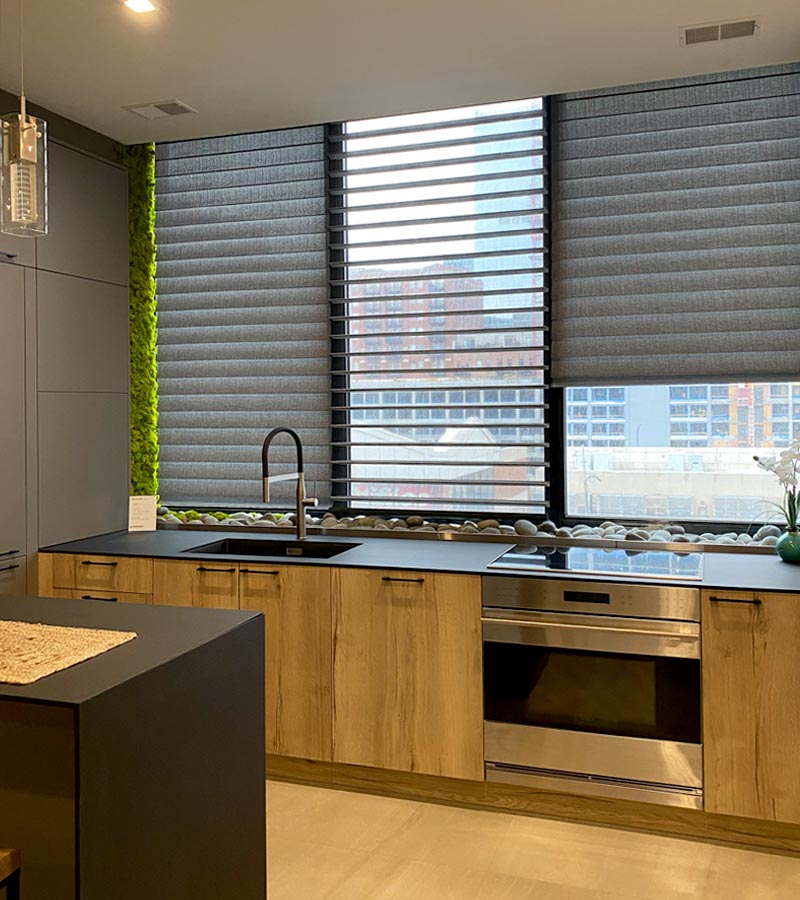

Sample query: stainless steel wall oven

[482,575,702,808]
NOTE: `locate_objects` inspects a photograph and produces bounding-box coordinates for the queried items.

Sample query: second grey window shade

[551,63,800,386]
[154,128,330,506]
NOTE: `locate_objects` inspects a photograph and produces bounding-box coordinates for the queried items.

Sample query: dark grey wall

[0,88,118,161]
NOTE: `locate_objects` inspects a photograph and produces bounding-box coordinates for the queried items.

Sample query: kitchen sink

[182,538,361,559]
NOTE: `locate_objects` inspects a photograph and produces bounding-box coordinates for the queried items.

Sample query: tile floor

[267,781,800,900]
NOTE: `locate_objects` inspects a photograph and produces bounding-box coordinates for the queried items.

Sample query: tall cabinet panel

[36,144,129,285]
[37,272,129,393]
[33,143,130,562]
[0,262,27,559]
[38,393,130,549]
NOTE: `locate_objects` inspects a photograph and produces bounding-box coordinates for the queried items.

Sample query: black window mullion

[327,122,350,507]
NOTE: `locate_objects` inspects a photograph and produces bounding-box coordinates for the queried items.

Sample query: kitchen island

[0,595,266,900]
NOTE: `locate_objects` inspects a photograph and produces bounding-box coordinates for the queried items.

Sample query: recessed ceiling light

[124,0,157,13]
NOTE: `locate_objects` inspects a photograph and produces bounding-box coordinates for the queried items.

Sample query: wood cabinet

[153,559,239,608]
[240,564,332,761]
[702,589,800,824]
[40,553,485,777]
[39,552,153,603]
[331,568,483,781]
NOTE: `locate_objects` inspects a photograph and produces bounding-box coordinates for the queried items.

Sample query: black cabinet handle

[709,595,762,606]
[81,560,118,567]
[382,576,425,584]
[0,564,20,573]
[240,569,279,575]
[81,595,118,602]
[0,549,20,558]
[196,566,236,574]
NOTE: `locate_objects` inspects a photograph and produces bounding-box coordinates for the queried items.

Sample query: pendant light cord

[19,0,24,99]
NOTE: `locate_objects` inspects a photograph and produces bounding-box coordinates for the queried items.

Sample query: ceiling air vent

[124,99,198,120]
[720,19,758,39]
[681,18,759,45]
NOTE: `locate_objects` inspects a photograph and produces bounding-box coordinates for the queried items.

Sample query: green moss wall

[116,142,159,496]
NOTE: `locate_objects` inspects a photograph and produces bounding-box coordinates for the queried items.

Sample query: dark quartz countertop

[0,594,261,705]
[38,529,800,594]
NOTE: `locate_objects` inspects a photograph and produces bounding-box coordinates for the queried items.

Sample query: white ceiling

[0,0,797,144]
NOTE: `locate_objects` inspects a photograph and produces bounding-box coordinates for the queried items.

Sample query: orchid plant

[754,438,800,531]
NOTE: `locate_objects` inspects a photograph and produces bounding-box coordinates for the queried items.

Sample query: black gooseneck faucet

[261,427,317,540]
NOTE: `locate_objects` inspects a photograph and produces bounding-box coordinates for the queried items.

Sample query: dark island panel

[0,700,76,900]
[78,613,266,900]
[0,596,266,900]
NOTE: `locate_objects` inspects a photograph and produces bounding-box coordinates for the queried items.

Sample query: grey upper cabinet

[0,262,27,557]
[38,392,130,547]
[0,556,26,596]
[0,231,35,268]
[37,271,129,393]
[36,144,129,286]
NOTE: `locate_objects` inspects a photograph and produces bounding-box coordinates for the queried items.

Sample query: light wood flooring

[267,781,800,900]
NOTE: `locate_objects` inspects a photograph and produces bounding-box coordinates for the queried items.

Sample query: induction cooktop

[486,545,704,581]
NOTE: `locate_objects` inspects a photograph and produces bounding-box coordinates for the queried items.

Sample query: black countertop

[0,594,261,705]
[39,529,800,594]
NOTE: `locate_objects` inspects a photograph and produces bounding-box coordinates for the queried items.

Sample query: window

[152,63,800,526]
[330,98,547,513]
[566,382,799,522]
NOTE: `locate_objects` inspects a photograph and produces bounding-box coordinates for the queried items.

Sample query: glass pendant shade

[1,104,48,237]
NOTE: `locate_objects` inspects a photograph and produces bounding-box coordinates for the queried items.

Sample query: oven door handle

[481,617,700,659]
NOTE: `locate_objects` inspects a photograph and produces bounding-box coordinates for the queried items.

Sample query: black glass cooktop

[487,545,704,581]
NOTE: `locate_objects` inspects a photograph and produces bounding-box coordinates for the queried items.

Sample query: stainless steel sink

[182,538,361,559]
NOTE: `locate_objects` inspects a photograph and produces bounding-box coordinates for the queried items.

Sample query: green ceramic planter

[775,529,800,564]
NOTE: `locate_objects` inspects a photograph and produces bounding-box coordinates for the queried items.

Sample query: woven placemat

[0,619,137,685]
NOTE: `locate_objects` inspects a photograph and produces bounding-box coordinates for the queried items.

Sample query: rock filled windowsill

[156,507,783,551]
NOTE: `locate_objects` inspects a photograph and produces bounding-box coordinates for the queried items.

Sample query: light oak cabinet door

[332,568,483,780]
[153,560,239,608]
[703,589,800,824]
[240,564,332,761]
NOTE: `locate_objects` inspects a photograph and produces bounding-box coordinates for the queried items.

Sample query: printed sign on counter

[128,495,158,532]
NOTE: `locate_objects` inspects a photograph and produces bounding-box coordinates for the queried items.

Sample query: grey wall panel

[38,392,129,547]
[0,229,36,267]
[0,262,27,556]
[37,271,129,393]
[36,144,129,286]
[0,555,26,595]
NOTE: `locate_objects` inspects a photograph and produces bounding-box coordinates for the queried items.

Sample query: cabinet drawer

[70,555,153,593]
[71,589,152,605]
[153,560,239,609]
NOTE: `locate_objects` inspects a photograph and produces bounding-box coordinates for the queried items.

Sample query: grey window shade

[551,63,800,387]
[154,128,331,507]
[329,100,548,515]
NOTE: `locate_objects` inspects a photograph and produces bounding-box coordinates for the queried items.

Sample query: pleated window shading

[551,63,800,387]
[154,128,331,506]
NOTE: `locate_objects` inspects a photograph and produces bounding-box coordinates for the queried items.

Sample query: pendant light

[1,0,47,236]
